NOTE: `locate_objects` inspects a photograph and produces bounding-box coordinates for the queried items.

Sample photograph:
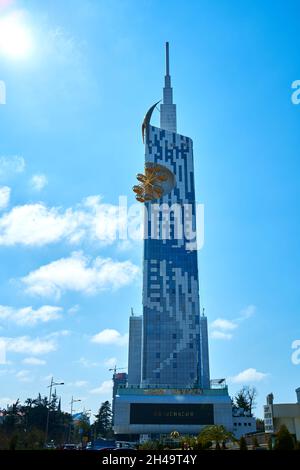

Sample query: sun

[0,11,34,59]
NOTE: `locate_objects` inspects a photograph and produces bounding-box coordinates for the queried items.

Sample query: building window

[156,352,160,358]
[234,423,237,426]
[244,423,247,426]
[248,423,251,426]
[238,423,241,426]
[172,333,177,339]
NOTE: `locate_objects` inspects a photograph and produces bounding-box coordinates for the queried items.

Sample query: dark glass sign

[130,403,214,424]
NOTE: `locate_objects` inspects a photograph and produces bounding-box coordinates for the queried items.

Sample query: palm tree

[25,398,37,409]
[170,431,180,439]
[198,425,236,450]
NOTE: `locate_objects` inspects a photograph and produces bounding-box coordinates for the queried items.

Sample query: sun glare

[0,12,34,59]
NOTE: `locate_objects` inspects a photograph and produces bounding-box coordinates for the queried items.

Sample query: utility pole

[68,396,81,443]
[44,377,64,446]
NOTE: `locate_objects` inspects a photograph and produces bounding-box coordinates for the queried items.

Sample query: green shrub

[239,436,248,451]
[274,425,294,451]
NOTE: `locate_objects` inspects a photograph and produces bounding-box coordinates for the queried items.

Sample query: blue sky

[0,0,300,419]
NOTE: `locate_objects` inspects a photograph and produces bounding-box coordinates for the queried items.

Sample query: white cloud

[91,329,128,346]
[237,305,256,321]
[68,305,80,315]
[89,380,112,395]
[30,174,48,191]
[22,357,46,365]
[117,240,136,252]
[3,336,57,355]
[0,195,142,247]
[230,368,268,383]
[210,318,237,331]
[45,26,84,68]
[210,331,233,340]
[210,305,256,341]
[0,186,10,209]
[42,374,54,382]
[70,380,88,388]
[16,369,32,382]
[77,357,100,368]
[47,330,71,338]
[0,397,16,407]
[104,357,118,368]
[83,195,127,244]
[0,203,78,246]
[0,155,25,177]
[21,252,139,299]
[0,305,62,326]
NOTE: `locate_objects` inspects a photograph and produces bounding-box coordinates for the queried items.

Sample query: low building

[264,388,300,440]
[232,415,257,439]
[114,384,234,441]
[112,372,128,426]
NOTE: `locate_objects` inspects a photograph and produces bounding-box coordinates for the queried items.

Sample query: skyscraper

[114,43,232,440]
[142,42,210,389]
[127,314,142,387]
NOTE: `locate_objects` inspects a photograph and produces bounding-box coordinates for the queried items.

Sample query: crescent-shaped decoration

[142,100,161,143]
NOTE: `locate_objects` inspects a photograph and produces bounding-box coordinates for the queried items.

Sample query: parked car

[85,439,116,451]
[63,444,77,450]
[45,442,56,449]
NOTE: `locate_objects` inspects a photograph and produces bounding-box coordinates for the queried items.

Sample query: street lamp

[68,396,81,443]
[44,377,64,446]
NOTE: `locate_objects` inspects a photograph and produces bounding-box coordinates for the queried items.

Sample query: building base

[113,386,233,441]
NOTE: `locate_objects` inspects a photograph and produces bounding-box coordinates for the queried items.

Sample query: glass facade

[128,315,142,386]
[141,126,210,388]
[130,403,214,425]
[127,42,210,390]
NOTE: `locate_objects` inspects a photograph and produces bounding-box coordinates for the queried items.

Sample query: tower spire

[160,42,177,133]
[165,41,170,76]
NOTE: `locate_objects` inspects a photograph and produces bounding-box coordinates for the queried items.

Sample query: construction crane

[109,366,126,375]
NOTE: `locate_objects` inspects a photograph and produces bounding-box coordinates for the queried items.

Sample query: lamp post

[68,396,81,443]
[44,377,64,446]
[80,408,91,448]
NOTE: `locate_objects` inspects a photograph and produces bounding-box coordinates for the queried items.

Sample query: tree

[256,418,265,432]
[180,435,197,450]
[239,436,248,450]
[246,387,257,415]
[25,398,37,409]
[234,391,249,412]
[0,394,71,448]
[267,436,273,450]
[198,425,235,450]
[274,424,294,451]
[93,401,112,438]
[294,441,300,450]
[252,436,259,449]
[234,387,257,415]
